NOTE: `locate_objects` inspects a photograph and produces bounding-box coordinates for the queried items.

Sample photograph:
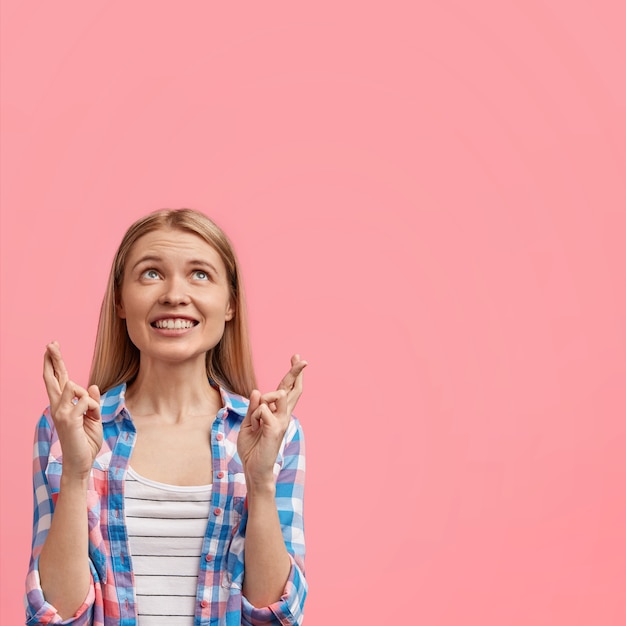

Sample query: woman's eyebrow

[188,259,220,274]
[131,254,219,275]
[131,255,220,274]
[131,255,163,271]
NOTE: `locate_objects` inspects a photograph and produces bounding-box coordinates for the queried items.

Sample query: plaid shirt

[25,383,307,626]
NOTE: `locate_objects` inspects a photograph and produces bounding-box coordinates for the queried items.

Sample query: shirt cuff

[25,557,95,626]
[241,555,307,626]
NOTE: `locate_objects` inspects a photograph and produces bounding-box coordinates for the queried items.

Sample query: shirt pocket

[44,459,63,499]
[222,528,245,590]
[222,478,247,590]
[229,471,247,519]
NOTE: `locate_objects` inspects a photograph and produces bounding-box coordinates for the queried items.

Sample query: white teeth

[154,319,195,329]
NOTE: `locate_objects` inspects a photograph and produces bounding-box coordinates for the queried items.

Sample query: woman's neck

[124,356,222,423]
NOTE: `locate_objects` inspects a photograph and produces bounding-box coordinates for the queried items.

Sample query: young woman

[25,209,307,626]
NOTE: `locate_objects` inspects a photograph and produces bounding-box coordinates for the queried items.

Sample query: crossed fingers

[43,342,99,418]
[247,355,308,432]
[43,341,69,404]
[249,389,288,432]
[271,354,307,414]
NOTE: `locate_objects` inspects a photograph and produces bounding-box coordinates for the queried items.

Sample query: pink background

[2,2,625,624]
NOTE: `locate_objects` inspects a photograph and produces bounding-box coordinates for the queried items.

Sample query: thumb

[86,385,101,420]
[243,390,261,427]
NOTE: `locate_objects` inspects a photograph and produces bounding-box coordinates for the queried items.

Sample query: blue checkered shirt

[25,382,307,625]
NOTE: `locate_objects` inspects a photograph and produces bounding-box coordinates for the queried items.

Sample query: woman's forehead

[126,228,224,266]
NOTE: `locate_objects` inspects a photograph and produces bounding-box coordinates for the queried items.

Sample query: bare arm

[37,343,103,619]
[38,475,92,619]
[238,356,307,607]
[243,480,293,606]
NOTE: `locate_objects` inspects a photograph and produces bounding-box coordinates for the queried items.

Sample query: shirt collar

[100,380,249,424]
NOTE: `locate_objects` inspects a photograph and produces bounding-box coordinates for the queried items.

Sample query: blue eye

[193,270,209,280]
[142,269,160,280]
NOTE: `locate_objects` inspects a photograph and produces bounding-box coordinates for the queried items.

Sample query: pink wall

[2,2,625,624]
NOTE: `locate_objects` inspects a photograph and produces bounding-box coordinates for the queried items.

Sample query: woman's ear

[116,299,126,319]
[225,299,234,322]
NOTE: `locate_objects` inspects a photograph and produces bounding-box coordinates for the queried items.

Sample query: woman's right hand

[43,341,103,480]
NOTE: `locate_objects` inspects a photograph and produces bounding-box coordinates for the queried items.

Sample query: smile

[151,318,198,330]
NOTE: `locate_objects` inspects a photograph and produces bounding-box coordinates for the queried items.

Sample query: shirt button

[205,553,213,562]
[216,433,224,441]
[200,599,209,608]
[214,507,222,516]
[217,471,224,479]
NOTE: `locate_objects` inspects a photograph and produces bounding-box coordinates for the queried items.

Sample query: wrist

[60,472,90,491]
[245,474,276,498]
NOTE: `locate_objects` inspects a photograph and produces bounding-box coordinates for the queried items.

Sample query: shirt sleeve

[24,411,98,626]
[241,417,308,626]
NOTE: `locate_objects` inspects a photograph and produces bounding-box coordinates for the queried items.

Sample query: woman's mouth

[151,318,198,330]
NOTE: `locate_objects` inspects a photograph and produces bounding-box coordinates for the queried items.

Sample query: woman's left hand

[238,354,307,489]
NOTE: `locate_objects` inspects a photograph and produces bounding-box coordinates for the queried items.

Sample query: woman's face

[117,227,234,367]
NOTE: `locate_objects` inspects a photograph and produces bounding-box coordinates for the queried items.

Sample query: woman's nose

[158,278,190,305]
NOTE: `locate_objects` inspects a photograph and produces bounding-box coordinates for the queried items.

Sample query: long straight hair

[89,209,257,397]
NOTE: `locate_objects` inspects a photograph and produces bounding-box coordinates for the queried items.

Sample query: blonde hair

[89,209,257,397]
